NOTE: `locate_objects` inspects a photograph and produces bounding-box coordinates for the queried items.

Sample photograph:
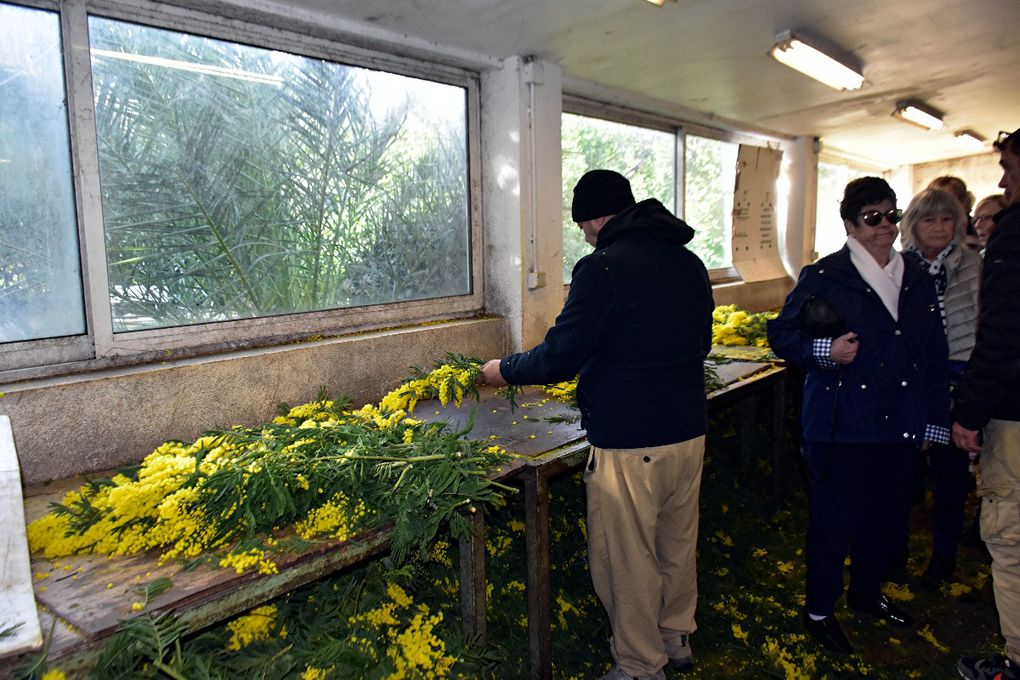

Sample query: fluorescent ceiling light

[892,99,944,130]
[954,129,986,151]
[769,31,864,91]
[91,48,283,86]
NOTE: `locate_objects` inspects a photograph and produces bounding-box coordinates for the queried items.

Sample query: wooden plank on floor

[0,415,43,659]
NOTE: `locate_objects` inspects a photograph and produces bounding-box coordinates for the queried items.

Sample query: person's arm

[766,267,852,370]
[489,255,613,387]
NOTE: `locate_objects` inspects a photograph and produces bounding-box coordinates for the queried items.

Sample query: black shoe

[846,593,913,626]
[663,633,694,673]
[921,554,955,588]
[957,654,1020,679]
[801,610,854,654]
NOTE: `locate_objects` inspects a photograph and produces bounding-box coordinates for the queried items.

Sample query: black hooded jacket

[954,202,1020,429]
[500,198,714,448]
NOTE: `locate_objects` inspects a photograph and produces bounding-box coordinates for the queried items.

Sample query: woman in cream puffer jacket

[901,187,982,587]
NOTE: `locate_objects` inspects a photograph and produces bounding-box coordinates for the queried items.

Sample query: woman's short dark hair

[839,176,897,222]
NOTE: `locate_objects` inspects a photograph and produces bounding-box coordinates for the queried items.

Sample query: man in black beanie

[481,169,713,680]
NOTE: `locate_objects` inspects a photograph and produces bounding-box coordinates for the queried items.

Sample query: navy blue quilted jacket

[767,246,950,444]
[500,199,714,449]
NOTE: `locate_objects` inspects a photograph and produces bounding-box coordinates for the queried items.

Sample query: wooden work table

[9,358,785,678]
[419,359,787,679]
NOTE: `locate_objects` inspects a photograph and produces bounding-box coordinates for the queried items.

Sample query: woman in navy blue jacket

[767,177,950,655]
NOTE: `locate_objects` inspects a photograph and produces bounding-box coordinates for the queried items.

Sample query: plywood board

[415,386,585,457]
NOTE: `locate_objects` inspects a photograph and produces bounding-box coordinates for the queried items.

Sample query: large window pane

[561,113,674,282]
[0,4,84,343]
[89,17,471,332]
[684,135,737,270]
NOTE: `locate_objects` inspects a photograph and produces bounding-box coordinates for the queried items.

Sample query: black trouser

[803,441,916,616]
[928,442,971,561]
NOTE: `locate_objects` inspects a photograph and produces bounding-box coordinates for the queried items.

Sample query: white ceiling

[244,0,1020,168]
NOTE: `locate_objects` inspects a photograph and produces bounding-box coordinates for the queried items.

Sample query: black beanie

[571,170,636,223]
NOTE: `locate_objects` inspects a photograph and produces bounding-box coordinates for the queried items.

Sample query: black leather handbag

[800,295,848,339]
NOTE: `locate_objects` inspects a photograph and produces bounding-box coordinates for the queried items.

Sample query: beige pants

[585,436,705,676]
[978,419,1020,662]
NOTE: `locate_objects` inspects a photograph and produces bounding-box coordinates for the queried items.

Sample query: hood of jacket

[595,198,695,250]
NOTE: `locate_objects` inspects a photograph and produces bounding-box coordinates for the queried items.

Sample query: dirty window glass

[685,134,737,270]
[90,17,471,332]
[0,4,84,343]
[561,113,675,283]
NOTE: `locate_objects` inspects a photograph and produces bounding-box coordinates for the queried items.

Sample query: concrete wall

[910,152,1003,207]
[713,277,792,312]
[4,318,504,484]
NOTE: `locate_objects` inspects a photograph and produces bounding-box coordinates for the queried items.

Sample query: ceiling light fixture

[953,129,987,151]
[769,31,864,91]
[892,99,944,131]
[643,0,665,5]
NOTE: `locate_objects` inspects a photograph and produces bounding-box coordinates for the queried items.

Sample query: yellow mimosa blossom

[711,304,777,347]
[219,548,278,575]
[294,494,368,542]
[226,605,282,651]
[917,625,949,653]
[882,582,915,602]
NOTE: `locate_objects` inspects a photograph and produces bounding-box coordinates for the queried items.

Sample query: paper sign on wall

[731,145,787,282]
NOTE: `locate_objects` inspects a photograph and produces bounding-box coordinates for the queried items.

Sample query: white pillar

[781,136,819,274]
[481,56,564,352]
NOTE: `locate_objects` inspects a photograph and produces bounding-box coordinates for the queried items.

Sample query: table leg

[737,394,757,466]
[524,468,552,680]
[458,507,487,644]
[772,376,786,496]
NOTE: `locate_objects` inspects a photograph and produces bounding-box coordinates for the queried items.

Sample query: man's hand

[830,332,859,365]
[480,359,508,387]
[952,422,981,454]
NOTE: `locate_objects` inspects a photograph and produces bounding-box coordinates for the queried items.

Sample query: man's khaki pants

[979,419,1020,663]
[585,436,704,677]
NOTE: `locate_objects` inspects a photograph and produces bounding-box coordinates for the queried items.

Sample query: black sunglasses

[856,208,902,227]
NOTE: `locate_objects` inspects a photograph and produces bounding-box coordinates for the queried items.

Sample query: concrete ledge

[712,277,794,312]
[1,318,505,484]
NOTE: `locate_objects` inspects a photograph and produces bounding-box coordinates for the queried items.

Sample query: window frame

[1,0,484,381]
[562,95,787,284]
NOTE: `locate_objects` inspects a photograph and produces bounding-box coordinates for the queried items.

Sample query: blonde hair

[900,188,967,251]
